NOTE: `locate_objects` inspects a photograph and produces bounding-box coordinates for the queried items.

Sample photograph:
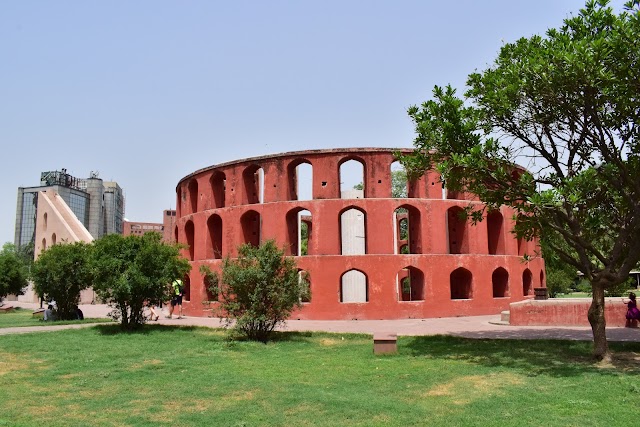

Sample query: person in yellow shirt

[167,279,184,319]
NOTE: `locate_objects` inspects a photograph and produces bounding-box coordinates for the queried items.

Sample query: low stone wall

[509,298,633,327]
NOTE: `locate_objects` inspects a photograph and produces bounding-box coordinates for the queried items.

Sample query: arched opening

[450,268,472,299]
[174,226,178,244]
[288,160,313,201]
[205,274,218,302]
[340,207,366,255]
[447,206,468,254]
[188,179,198,214]
[206,214,223,259]
[286,208,311,256]
[487,210,505,255]
[41,238,46,251]
[395,204,421,254]
[339,158,365,199]
[51,233,57,245]
[176,188,182,218]
[340,269,368,303]
[210,171,226,209]
[240,210,261,247]
[185,220,195,261]
[540,270,545,287]
[492,267,509,298]
[43,212,48,231]
[523,269,533,296]
[397,266,425,301]
[183,275,191,302]
[243,165,264,204]
[299,270,311,303]
[390,161,407,198]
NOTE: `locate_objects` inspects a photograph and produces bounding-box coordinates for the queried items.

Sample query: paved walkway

[2,301,640,342]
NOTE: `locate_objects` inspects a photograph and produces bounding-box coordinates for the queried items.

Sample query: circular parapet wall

[175,148,545,320]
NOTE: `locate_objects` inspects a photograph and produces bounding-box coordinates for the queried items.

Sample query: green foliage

[400,0,640,357]
[91,232,191,330]
[32,242,93,320]
[0,243,30,302]
[300,221,309,256]
[208,240,309,342]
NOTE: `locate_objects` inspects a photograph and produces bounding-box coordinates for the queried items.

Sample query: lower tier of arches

[178,254,545,320]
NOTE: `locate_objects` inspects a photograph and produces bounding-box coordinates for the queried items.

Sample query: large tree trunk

[587,283,611,362]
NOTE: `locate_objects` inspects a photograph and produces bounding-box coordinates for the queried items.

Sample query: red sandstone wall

[509,299,632,327]
[174,148,546,320]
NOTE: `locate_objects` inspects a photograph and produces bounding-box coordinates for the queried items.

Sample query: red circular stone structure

[175,148,545,320]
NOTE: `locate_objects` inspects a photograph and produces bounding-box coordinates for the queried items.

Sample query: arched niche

[241,210,261,247]
[51,233,57,245]
[243,165,264,205]
[339,158,365,199]
[286,207,311,256]
[340,207,366,255]
[340,269,368,303]
[492,267,509,297]
[210,171,226,209]
[206,214,223,259]
[185,220,195,261]
[390,161,407,198]
[43,212,48,231]
[450,267,472,299]
[188,179,198,214]
[183,275,191,302]
[447,206,468,254]
[523,269,533,296]
[287,160,313,201]
[299,269,311,303]
[487,210,505,255]
[540,270,545,287]
[397,266,425,301]
[395,204,421,254]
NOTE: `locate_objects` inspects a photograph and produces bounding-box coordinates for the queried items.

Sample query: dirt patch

[422,373,524,405]
[0,351,45,376]
[597,352,640,372]
[129,359,164,370]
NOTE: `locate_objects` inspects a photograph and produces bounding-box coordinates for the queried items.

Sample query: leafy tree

[91,233,191,330]
[400,0,640,360]
[32,242,92,320]
[0,243,30,303]
[204,239,309,342]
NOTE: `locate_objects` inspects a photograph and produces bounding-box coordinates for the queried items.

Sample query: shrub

[205,240,309,342]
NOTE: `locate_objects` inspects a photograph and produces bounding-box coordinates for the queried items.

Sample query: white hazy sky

[0,0,627,245]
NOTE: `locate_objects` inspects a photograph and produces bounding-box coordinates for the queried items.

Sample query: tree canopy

[32,241,93,320]
[400,0,640,360]
[91,232,190,329]
[0,243,30,303]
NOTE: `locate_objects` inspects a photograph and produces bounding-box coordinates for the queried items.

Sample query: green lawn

[0,307,112,328]
[1,326,639,427]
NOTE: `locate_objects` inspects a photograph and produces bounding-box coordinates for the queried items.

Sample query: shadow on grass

[403,335,640,377]
[95,323,203,335]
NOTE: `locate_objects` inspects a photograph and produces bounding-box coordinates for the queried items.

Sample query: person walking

[167,279,184,319]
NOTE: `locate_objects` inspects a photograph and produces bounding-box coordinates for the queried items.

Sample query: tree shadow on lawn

[403,335,640,377]
[95,323,203,335]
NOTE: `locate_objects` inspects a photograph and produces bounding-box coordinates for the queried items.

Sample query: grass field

[1,325,639,427]
[0,307,112,329]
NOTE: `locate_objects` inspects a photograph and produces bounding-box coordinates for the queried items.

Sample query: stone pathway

[2,301,639,342]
